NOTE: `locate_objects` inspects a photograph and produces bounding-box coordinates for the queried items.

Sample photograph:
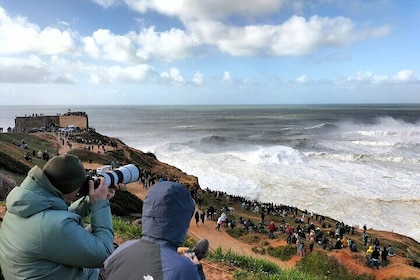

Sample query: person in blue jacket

[0,154,115,280]
[104,181,206,280]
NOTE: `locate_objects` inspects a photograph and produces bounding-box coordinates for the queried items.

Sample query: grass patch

[261,240,270,246]
[209,247,282,279]
[240,234,261,244]
[209,247,327,280]
[252,246,266,255]
[297,251,375,280]
[112,216,142,239]
[226,227,249,238]
[267,245,295,261]
[0,133,58,185]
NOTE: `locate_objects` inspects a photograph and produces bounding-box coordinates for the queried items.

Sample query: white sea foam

[138,115,420,242]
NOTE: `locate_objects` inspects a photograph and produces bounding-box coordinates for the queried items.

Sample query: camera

[79,164,141,196]
[183,250,195,259]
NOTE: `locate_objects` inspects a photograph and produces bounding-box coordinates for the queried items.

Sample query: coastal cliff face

[0,131,199,188]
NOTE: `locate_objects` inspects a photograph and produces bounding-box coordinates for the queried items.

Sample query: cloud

[82,29,137,63]
[187,15,391,57]
[135,27,201,62]
[1,0,392,71]
[90,1,391,59]
[192,71,204,85]
[52,74,76,84]
[0,55,81,84]
[223,71,232,82]
[82,27,201,63]
[295,75,308,84]
[160,68,184,84]
[0,55,51,83]
[125,0,284,20]
[337,70,418,86]
[118,1,391,57]
[0,7,77,55]
[90,0,120,9]
[394,70,417,83]
[89,64,156,84]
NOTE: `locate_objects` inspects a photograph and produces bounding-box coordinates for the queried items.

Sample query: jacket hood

[6,166,68,218]
[141,181,195,246]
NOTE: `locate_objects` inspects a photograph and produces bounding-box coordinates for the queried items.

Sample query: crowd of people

[197,188,398,268]
[59,132,118,154]
[13,137,54,163]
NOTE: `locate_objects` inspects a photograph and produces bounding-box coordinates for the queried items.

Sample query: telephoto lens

[100,164,141,187]
[79,164,140,196]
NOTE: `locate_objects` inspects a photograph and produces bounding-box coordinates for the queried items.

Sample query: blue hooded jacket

[105,181,203,280]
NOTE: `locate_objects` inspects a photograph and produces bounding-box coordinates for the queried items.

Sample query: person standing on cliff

[381,246,388,268]
[362,231,368,246]
[195,210,200,226]
[215,215,223,231]
[200,210,205,225]
[268,220,276,239]
[0,154,116,280]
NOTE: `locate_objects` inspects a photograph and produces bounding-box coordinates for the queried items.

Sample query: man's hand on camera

[88,177,108,203]
[106,185,119,200]
[186,254,201,265]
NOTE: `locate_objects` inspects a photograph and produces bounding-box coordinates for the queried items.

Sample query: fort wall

[59,115,89,129]
[14,112,89,133]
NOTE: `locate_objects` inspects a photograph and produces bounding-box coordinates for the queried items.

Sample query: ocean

[1,105,419,242]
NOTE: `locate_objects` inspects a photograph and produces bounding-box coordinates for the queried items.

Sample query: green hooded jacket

[0,166,114,280]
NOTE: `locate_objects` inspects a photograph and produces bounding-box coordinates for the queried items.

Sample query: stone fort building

[14,111,89,133]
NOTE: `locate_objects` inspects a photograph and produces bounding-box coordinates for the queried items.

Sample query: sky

[0,0,419,105]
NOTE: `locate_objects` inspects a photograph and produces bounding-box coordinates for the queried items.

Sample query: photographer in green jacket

[0,154,115,280]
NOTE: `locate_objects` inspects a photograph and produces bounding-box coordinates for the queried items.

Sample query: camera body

[79,164,140,196]
[183,250,195,259]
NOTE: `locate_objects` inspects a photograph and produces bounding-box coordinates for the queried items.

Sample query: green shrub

[112,216,142,239]
[226,227,248,238]
[261,240,270,246]
[267,245,295,261]
[0,151,30,175]
[252,246,266,255]
[110,189,143,216]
